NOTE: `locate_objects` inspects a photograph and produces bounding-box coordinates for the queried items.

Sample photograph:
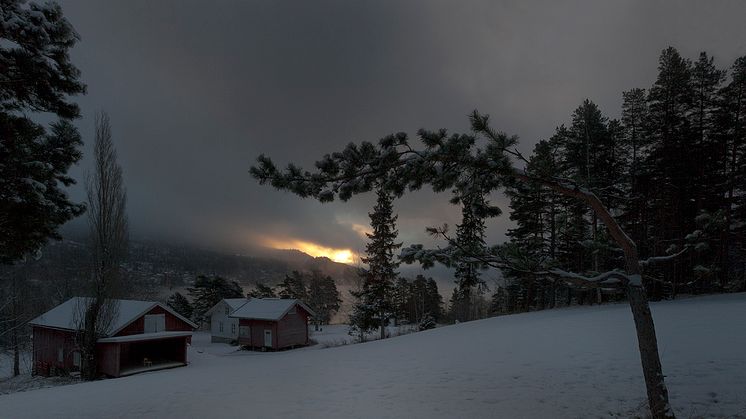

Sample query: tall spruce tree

[452,182,489,321]
[351,186,401,340]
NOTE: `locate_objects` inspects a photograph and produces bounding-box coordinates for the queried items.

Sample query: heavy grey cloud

[57,0,746,258]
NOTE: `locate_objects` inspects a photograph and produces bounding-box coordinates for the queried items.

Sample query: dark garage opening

[119,337,187,376]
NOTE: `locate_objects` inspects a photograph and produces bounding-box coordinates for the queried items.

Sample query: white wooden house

[205,298,249,343]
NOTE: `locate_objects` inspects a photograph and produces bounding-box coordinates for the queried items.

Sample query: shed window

[144,314,166,333]
[57,347,64,363]
[73,351,81,367]
[219,321,224,332]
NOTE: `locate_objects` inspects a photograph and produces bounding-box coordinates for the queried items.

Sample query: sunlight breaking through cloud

[261,237,357,264]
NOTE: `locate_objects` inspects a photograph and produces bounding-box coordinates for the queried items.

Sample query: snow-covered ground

[1,293,745,418]
[309,323,420,347]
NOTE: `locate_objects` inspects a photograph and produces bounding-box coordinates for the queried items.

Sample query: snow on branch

[639,247,690,269]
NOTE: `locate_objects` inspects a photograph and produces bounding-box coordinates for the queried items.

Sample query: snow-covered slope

[2,294,745,418]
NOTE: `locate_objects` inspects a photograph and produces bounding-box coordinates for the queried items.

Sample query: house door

[264,329,272,347]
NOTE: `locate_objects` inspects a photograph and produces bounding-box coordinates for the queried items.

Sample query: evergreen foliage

[167,292,194,320]
[247,282,276,298]
[306,271,342,329]
[249,44,746,419]
[1,1,87,264]
[187,275,243,323]
[277,271,308,300]
[350,186,402,340]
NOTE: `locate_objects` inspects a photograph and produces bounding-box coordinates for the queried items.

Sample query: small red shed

[29,297,197,378]
[229,298,315,350]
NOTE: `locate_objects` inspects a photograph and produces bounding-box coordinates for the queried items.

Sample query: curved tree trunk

[514,170,675,418]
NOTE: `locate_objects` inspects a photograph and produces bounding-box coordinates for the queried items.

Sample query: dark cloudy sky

[58,0,746,261]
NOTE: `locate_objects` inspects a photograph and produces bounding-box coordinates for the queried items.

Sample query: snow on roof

[229,298,315,321]
[204,298,250,317]
[225,298,249,311]
[97,331,193,343]
[29,297,197,336]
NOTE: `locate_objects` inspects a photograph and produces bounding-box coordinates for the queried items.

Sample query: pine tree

[391,277,411,325]
[0,1,86,264]
[716,55,746,289]
[167,292,194,320]
[351,186,401,340]
[187,275,243,323]
[307,272,341,330]
[424,278,443,322]
[620,87,653,257]
[407,275,429,323]
[247,282,276,298]
[643,47,700,297]
[277,271,308,300]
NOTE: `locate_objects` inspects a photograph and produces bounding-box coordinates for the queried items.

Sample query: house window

[225,306,230,315]
[231,323,236,334]
[58,347,64,363]
[73,351,81,367]
[239,326,250,337]
[219,321,224,332]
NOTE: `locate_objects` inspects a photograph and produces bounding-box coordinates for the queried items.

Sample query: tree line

[494,47,746,315]
[167,270,343,330]
[250,45,746,416]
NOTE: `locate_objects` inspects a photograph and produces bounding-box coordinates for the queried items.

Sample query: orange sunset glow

[262,238,356,264]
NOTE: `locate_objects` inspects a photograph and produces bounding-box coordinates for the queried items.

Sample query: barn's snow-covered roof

[229,298,315,321]
[29,297,197,336]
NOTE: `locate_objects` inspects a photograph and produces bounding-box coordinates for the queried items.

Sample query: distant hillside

[1,238,361,301]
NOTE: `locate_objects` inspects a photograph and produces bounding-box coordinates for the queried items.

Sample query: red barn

[29,297,197,378]
[229,298,315,350]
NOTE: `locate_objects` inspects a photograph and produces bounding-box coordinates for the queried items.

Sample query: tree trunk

[81,302,101,380]
[11,274,21,377]
[12,319,20,377]
[514,170,675,418]
[626,285,673,418]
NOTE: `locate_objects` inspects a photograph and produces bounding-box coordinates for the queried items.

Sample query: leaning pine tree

[351,186,401,340]
[251,115,678,418]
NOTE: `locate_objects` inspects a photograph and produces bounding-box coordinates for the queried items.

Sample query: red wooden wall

[96,342,120,377]
[277,306,310,348]
[32,326,77,374]
[237,304,310,349]
[115,306,193,336]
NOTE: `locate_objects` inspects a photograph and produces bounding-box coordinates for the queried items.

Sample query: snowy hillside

[1,294,745,418]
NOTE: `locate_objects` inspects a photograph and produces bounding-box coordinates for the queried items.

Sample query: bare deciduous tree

[77,111,128,380]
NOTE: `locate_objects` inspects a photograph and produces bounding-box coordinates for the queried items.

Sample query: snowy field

[1,294,745,418]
